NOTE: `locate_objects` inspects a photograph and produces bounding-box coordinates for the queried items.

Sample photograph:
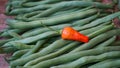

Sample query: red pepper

[61,26,89,43]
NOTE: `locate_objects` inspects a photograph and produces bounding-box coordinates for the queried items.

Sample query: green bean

[88,59,120,68]
[51,51,120,68]
[26,46,120,68]
[5,3,12,15]
[15,10,43,21]
[21,24,71,38]
[16,66,31,68]
[24,41,80,66]
[10,1,24,8]
[8,9,97,29]
[6,31,23,40]
[87,23,113,38]
[0,38,15,46]
[23,23,114,66]
[10,42,34,50]
[79,22,111,35]
[21,40,47,58]
[118,0,120,10]
[10,39,71,66]
[22,0,62,7]
[25,22,114,66]
[53,1,113,9]
[1,29,22,37]
[4,31,59,47]
[75,11,120,31]
[95,36,116,48]
[9,4,51,15]
[70,29,120,53]
[28,6,93,21]
[51,8,79,16]
[30,0,112,18]
[6,18,22,23]
[72,13,99,26]
[9,49,29,61]
[110,41,120,46]
[0,47,17,54]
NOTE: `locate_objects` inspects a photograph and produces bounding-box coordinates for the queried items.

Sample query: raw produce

[0,0,120,68]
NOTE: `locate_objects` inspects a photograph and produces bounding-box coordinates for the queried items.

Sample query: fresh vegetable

[61,26,89,43]
[1,0,120,68]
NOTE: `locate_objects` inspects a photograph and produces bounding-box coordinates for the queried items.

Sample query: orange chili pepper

[61,26,89,43]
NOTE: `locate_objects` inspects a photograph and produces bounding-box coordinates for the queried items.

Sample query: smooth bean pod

[95,36,116,48]
[21,40,47,57]
[9,49,29,61]
[22,0,63,7]
[88,59,120,68]
[9,42,34,50]
[72,13,99,26]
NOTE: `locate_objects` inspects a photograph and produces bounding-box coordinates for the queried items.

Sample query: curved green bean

[95,36,116,48]
[9,49,29,61]
[88,59,120,68]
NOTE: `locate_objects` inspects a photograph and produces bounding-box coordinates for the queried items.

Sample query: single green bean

[118,0,120,10]
[0,38,15,46]
[1,29,22,37]
[9,49,29,61]
[0,47,17,54]
[6,31,23,40]
[10,1,24,8]
[95,36,116,48]
[22,0,62,7]
[9,42,34,50]
[5,3,12,15]
[21,40,47,57]
[88,59,120,68]
[79,22,111,35]
[110,41,120,46]
[72,13,99,26]
[53,1,113,9]
[51,8,79,16]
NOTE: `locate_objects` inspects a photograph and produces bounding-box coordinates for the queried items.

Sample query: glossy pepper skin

[61,26,89,43]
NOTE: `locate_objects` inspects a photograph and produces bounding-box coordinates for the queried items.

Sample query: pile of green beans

[0,0,120,68]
